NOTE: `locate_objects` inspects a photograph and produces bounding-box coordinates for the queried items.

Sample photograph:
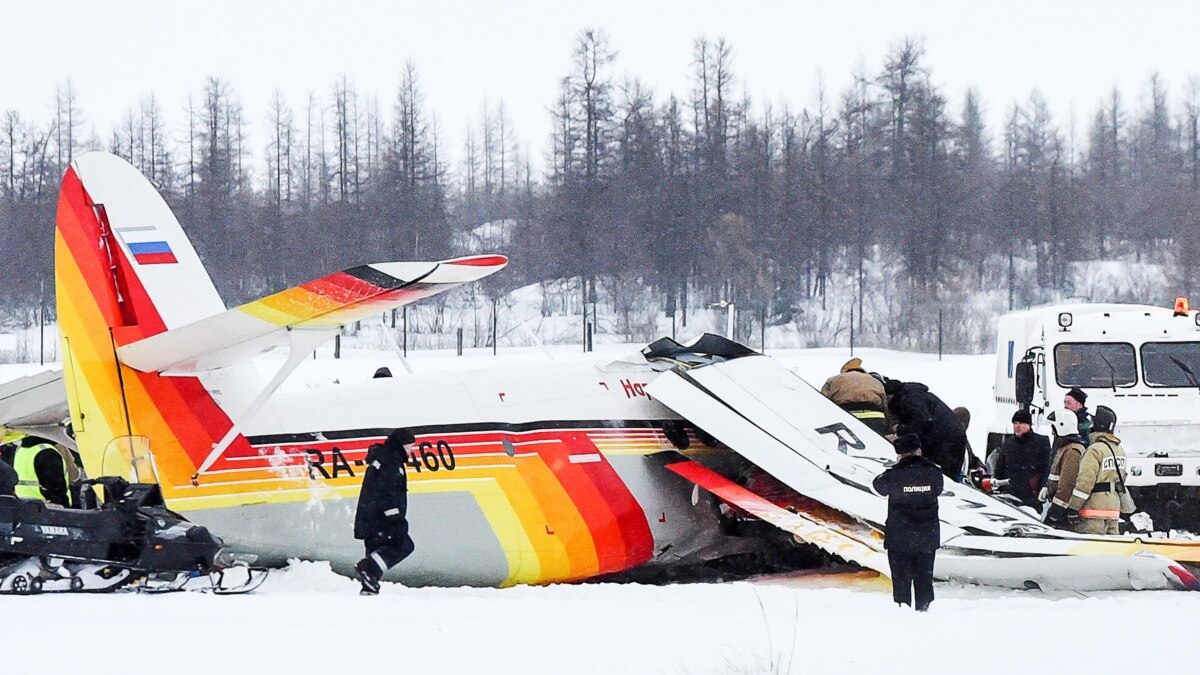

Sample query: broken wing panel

[651,356,1049,538]
[665,458,890,576]
[646,366,902,534]
[0,370,71,444]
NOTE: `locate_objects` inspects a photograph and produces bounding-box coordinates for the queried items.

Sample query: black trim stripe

[245,419,671,447]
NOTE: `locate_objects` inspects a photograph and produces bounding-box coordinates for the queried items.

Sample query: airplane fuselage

[169,356,750,586]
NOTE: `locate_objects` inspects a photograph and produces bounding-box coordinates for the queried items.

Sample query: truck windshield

[1141,342,1200,387]
[1053,342,1136,388]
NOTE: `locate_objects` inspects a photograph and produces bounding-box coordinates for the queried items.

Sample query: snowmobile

[0,477,267,594]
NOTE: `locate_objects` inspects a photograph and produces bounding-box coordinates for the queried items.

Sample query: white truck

[987,300,1200,531]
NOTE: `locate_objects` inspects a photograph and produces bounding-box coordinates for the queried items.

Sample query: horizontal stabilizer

[117,255,507,372]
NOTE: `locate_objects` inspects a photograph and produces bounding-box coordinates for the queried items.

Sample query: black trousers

[887,548,937,610]
[364,534,415,572]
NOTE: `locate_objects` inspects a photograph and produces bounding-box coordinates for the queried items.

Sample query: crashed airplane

[2,151,1199,592]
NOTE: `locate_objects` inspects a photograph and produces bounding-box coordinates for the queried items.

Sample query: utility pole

[39,279,45,366]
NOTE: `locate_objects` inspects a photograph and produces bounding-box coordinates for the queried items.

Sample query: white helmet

[1046,408,1078,437]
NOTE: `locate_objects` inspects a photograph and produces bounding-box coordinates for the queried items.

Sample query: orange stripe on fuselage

[536,433,622,576]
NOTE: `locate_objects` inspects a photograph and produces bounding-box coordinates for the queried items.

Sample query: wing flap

[117,254,507,372]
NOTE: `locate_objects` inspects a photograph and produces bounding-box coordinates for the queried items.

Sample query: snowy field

[4,345,1200,674]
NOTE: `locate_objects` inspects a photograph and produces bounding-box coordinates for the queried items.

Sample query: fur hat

[841,357,864,374]
[1066,387,1088,405]
[893,433,922,455]
[1011,409,1032,425]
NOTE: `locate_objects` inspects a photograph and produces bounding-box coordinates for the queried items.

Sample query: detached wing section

[0,370,70,443]
[646,355,1049,544]
[117,254,507,373]
[646,353,1200,591]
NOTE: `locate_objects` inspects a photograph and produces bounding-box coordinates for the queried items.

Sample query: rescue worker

[0,426,24,466]
[1074,405,1134,535]
[820,358,889,436]
[1040,408,1089,530]
[992,410,1052,510]
[872,433,943,611]
[12,435,70,506]
[1064,388,1093,444]
[353,428,416,595]
[884,378,969,481]
[955,406,988,475]
[0,455,16,497]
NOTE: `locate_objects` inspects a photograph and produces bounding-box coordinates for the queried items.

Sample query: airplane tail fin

[57,152,507,492]
[56,152,231,485]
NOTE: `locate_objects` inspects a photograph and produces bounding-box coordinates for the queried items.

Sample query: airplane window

[1141,342,1200,387]
[1053,342,1136,388]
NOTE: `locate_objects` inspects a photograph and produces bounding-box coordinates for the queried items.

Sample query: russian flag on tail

[128,240,178,265]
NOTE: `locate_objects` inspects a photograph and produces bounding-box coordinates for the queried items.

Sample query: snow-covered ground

[4,345,1199,675]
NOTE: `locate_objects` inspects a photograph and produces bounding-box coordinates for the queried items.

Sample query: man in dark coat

[884,379,969,481]
[1064,388,1093,444]
[872,433,944,611]
[993,409,1052,510]
[353,428,417,595]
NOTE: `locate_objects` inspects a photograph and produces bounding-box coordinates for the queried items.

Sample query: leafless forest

[3,34,1199,351]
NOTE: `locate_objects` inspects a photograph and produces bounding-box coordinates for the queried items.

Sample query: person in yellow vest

[820,358,890,436]
[12,436,71,507]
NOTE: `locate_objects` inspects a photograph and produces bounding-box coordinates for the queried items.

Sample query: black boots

[355,557,382,595]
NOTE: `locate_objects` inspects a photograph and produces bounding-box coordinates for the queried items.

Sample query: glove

[1045,504,1079,527]
[1037,487,1050,503]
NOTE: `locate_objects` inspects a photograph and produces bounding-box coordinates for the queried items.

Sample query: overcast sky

[3,0,1198,175]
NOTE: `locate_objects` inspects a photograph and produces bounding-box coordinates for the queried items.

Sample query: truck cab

[987,300,1200,531]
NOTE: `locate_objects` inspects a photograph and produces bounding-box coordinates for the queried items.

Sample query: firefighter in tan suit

[1076,406,1135,535]
[1041,408,1088,530]
[821,358,889,436]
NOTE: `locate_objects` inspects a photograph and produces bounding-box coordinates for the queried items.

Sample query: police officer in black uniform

[872,433,944,611]
[353,428,416,595]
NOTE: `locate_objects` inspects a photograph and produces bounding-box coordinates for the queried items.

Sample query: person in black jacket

[872,433,944,611]
[353,428,417,595]
[0,457,16,497]
[884,379,969,481]
[993,409,1052,510]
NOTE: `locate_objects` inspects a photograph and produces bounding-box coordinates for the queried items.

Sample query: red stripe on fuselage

[565,432,655,570]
